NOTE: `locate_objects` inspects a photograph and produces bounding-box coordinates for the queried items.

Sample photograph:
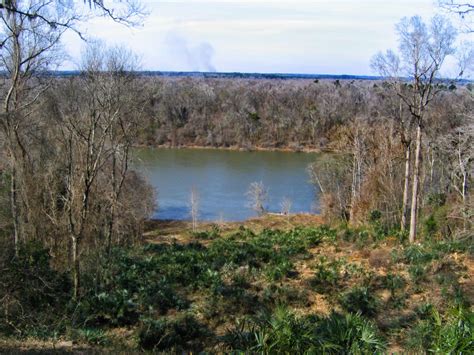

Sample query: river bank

[134,143,335,154]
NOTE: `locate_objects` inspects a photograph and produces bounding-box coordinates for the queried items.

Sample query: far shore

[134,143,337,154]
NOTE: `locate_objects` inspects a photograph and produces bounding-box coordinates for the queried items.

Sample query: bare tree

[371,15,457,243]
[309,155,352,223]
[0,0,146,31]
[189,186,199,231]
[280,197,292,221]
[0,0,146,256]
[439,113,473,231]
[280,197,292,215]
[439,0,473,32]
[246,181,268,216]
[0,1,65,254]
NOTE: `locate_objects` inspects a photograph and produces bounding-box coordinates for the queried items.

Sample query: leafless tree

[0,0,146,31]
[0,1,65,255]
[439,0,473,32]
[280,197,292,222]
[280,197,292,216]
[189,186,199,231]
[371,15,457,242]
[246,181,268,216]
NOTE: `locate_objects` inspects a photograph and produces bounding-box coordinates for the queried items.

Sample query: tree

[246,181,268,216]
[49,42,147,298]
[0,0,145,256]
[0,0,146,30]
[371,15,457,243]
[189,186,199,231]
[0,0,66,254]
[439,1,473,32]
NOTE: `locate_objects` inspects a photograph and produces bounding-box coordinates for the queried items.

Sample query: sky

[61,0,444,75]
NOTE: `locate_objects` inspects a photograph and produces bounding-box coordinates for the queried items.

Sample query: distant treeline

[45,70,382,80]
[84,76,469,151]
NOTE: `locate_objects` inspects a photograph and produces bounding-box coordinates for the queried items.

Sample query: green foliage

[424,214,438,238]
[406,305,474,353]
[139,314,210,351]
[427,193,446,207]
[74,226,329,328]
[316,312,386,353]
[264,259,296,281]
[311,256,345,290]
[408,264,428,284]
[0,242,70,336]
[225,307,386,354]
[382,273,406,306]
[339,287,379,317]
[369,210,382,222]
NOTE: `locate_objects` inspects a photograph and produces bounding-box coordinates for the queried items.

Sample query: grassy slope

[143,215,473,352]
[1,214,472,352]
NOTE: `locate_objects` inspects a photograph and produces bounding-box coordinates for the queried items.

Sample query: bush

[406,305,474,353]
[339,287,379,317]
[0,242,70,337]
[224,307,386,354]
[316,312,386,354]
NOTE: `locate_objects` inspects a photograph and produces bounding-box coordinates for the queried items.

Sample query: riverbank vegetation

[0,0,473,352]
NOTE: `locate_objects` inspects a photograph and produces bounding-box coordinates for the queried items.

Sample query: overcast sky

[62,0,442,75]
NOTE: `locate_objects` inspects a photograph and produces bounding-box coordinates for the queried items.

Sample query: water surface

[133,148,320,221]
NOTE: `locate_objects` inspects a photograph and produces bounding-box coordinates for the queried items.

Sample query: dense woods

[0,1,473,352]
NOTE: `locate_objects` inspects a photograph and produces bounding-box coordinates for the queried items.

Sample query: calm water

[133,148,320,221]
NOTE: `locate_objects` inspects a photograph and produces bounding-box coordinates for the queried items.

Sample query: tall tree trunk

[462,170,468,232]
[401,144,411,231]
[409,124,422,243]
[72,235,80,299]
[10,162,19,257]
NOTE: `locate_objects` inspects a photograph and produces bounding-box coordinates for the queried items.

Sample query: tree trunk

[401,144,411,231]
[72,235,80,299]
[462,170,468,232]
[10,163,19,257]
[409,124,422,243]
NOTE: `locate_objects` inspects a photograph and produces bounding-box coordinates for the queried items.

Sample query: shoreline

[134,143,332,154]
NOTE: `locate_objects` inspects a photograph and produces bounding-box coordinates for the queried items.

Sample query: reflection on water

[133,148,320,221]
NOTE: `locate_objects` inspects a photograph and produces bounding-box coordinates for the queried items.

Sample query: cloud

[164,32,216,72]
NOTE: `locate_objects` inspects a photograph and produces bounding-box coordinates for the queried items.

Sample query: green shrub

[408,264,428,284]
[265,259,296,281]
[311,256,346,291]
[225,308,386,354]
[339,287,379,317]
[0,242,70,336]
[424,214,438,238]
[406,305,474,353]
[383,273,406,307]
[316,312,386,354]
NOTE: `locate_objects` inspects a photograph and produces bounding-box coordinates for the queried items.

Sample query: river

[133,148,320,221]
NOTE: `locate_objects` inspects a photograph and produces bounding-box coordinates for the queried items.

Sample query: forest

[0,0,473,353]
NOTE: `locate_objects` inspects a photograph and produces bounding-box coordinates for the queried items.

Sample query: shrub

[224,307,386,354]
[317,312,386,354]
[0,242,70,336]
[339,287,379,317]
[265,259,296,281]
[408,264,428,284]
[311,256,345,291]
[406,305,474,353]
